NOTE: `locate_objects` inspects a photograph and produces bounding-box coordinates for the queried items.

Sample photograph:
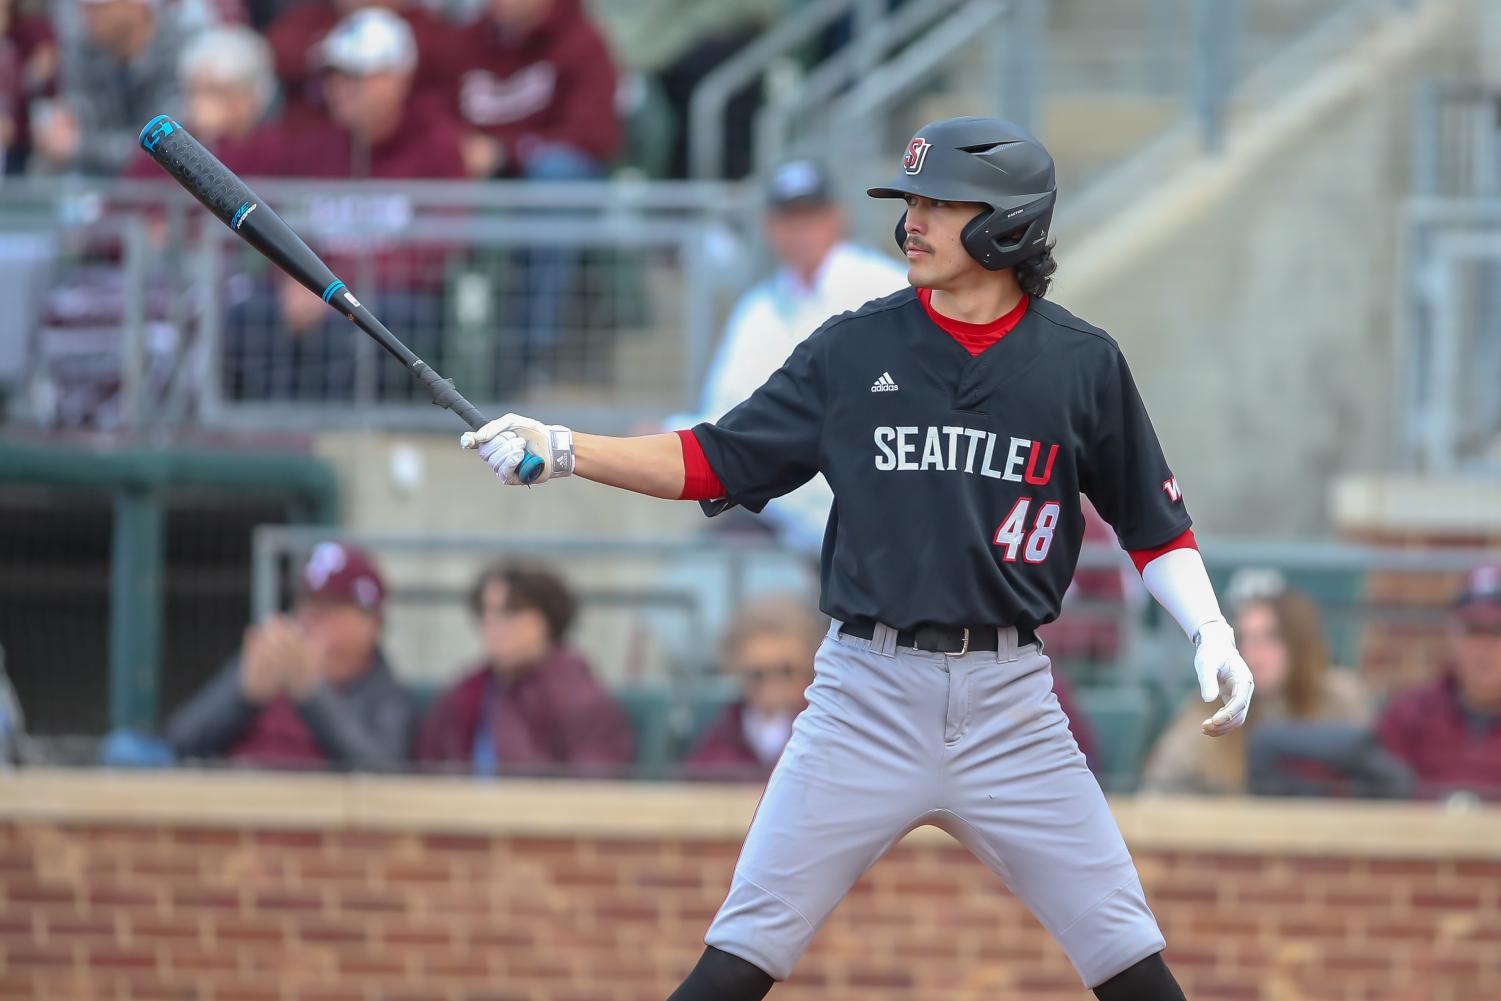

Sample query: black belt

[838,618,1036,655]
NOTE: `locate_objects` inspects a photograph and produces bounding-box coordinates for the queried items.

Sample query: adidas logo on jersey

[871,372,899,393]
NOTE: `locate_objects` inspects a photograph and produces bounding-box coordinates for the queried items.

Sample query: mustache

[904,236,933,253]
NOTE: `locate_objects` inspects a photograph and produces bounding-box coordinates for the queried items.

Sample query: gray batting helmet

[867,116,1056,271]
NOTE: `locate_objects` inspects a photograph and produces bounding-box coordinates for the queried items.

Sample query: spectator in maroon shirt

[223,7,465,402]
[0,0,57,175]
[415,562,634,777]
[164,542,416,772]
[683,595,821,781]
[1378,564,1501,801]
[455,0,622,378]
[265,0,461,113]
[455,0,619,180]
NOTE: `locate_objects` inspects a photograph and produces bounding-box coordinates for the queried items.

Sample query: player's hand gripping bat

[137,113,545,484]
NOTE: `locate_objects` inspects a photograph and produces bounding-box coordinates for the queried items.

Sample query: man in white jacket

[684,159,907,551]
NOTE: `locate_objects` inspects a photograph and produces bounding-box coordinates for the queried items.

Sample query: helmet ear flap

[960,207,1006,272]
[960,203,1054,272]
[893,211,909,255]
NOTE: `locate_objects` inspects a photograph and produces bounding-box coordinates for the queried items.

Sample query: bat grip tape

[411,361,485,431]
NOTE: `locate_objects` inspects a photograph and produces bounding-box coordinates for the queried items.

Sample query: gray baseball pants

[704,620,1166,988]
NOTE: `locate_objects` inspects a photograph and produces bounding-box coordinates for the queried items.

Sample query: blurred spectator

[676,160,907,551]
[0,0,57,175]
[1377,564,1501,801]
[455,0,621,377]
[238,7,465,179]
[177,23,276,149]
[164,542,416,771]
[223,7,464,401]
[1141,588,1369,795]
[37,0,187,176]
[264,0,461,113]
[454,0,619,180]
[122,24,276,181]
[682,595,821,780]
[415,562,634,776]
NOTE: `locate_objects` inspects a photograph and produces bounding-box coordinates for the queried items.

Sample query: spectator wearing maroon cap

[264,0,461,114]
[1377,565,1501,801]
[415,562,633,776]
[164,542,416,772]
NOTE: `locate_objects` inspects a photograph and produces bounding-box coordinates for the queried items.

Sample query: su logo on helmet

[903,137,931,175]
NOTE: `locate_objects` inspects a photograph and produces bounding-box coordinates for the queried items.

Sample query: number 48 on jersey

[994,498,1060,564]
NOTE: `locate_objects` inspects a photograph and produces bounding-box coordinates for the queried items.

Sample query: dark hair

[468,561,578,644]
[1015,242,1058,299]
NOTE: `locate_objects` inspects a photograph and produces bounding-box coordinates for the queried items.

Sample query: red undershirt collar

[918,287,1030,357]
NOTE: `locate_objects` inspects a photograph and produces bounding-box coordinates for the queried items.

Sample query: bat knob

[517,452,546,485]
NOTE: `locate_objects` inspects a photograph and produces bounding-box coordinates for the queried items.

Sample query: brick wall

[3,818,1499,1001]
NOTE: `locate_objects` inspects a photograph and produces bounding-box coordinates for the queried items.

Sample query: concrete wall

[1056,1,1477,536]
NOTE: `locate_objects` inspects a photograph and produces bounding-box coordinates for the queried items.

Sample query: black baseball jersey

[692,288,1191,632]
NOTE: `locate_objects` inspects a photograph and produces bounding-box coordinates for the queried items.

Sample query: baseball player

[464,117,1255,1001]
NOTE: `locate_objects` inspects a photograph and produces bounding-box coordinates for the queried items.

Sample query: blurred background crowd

[1,0,1499,805]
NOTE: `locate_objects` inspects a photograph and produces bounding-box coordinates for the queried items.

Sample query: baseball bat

[137,114,544,483]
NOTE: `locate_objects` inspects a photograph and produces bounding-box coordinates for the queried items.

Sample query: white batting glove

[460,412,575,485]
[1193,619,1254,736]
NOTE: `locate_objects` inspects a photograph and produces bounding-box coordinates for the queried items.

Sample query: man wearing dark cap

[165,542,416,772]
[1378,565,1501,800]
[672,158,906,550]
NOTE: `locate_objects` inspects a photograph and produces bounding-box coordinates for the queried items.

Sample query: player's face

[1453,611,1501,713]
[478,580,553,676]
[900,194,988,289]
[1233,601,1290,695]
[731,632,815,720]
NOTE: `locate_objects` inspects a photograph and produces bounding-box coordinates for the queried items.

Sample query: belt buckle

[945,627,970,657]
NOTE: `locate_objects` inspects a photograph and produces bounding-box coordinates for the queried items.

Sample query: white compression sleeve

[1139,547,1228,643]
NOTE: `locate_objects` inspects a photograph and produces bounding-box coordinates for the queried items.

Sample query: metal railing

[688,0,889,180]
[750,0,1013,176]
[1400,198,1501,472]
[0,178,755,433]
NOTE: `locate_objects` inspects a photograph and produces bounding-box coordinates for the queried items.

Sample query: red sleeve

[1128,528,1198,575]
[676,430,725,501]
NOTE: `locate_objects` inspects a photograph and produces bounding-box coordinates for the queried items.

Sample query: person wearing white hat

[177,24,276,148]
[218,7,465,401]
